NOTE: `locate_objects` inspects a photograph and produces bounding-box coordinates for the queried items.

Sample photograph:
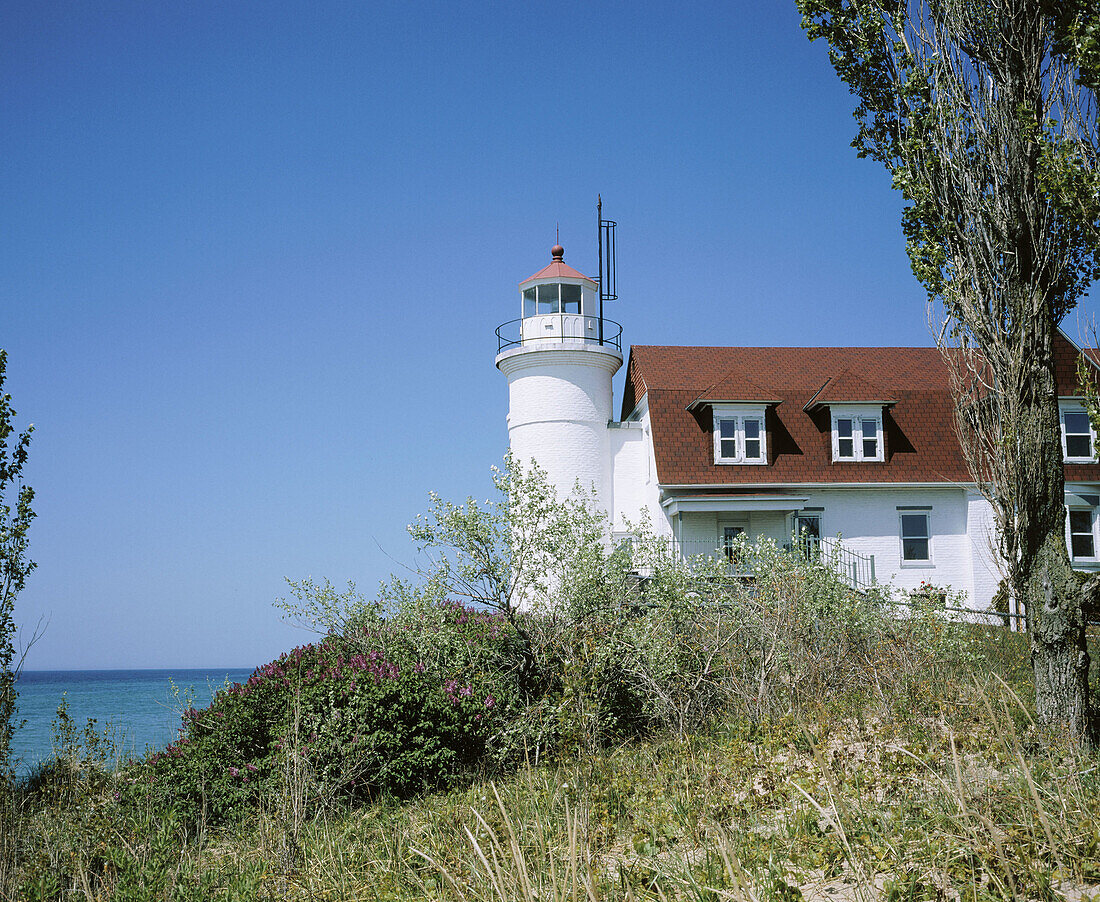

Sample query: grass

[191,683,1099,902]
[3,624,1099,901]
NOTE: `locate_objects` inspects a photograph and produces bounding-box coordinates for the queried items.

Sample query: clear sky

[4,2,1090,670]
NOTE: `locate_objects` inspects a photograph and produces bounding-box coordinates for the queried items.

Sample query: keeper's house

[495,244,1100,609]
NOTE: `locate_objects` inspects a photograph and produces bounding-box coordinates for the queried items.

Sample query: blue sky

[3,2,1078,669]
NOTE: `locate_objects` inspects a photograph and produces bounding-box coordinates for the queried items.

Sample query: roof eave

[686,398,783,411]
[802,398,899,413]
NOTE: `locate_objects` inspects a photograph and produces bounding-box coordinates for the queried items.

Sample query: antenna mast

[597,195,617,346]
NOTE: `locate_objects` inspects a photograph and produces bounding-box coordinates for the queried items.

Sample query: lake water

[9,668,255,773]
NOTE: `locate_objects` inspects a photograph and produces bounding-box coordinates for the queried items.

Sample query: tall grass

[3,669,1098,899]
[1,546,1097,899]
[363,679,1100,902]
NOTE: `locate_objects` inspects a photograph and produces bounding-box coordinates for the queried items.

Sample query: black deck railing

[810,537,878,593]
[665,536,877,593]
[495,316,623,354]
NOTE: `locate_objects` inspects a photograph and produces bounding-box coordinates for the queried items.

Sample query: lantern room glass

[523,283,583,318]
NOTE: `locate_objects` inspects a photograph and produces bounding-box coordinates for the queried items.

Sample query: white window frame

[830,406,885,462]
[1059,404,1096,463]
[1066,506,1099,562]
[898,510,933,567]
[712,404,768,465]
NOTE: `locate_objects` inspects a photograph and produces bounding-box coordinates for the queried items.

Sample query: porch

[669,535,877,593]
[658,492,877,593]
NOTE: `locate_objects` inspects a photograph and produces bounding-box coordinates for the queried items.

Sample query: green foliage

[2,699,270,900]
[402,452,611,625]
[797,0,1099,739]
[129,626,509,827]
[0,349,35,777]
[6,455,1090,897]
[290,460,992,759]
[274,576,380,637]
[1053,0,1100,92]
[797,1,1100,313]
[12,654,1099,901]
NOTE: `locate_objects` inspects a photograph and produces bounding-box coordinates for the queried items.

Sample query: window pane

[523,287,537,318]
[901,514,929,539]
[743,419,761,460]
[1064,413,1091,462]
[1070,510,1095,558]
[1064,412,1090,433]
[1066,434,1093,458]
[1070,509,1092,532]
[1064,412,1092,458]
[796,515,821,539]
[720,438,738,459]
[903,538,929,561]
[861,419,878,458]
[1071,533,1095,558]
[560,284,581,312]
[723,526,744,564]
[719,419,737,439]
[796,515,821,555]
[537,284,559,313]
[901,513,930,561]
[837,419,853,458]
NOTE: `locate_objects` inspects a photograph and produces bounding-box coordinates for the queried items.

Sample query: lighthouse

[495,243,623,516]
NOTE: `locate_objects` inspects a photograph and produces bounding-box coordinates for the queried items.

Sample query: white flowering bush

[128,457,993,830]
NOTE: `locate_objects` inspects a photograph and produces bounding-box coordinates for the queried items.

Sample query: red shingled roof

[518,244,597,286]
[621,332,1100,487]
[519,259,595,285]
[805,369,897,409]
[689,369,781,407]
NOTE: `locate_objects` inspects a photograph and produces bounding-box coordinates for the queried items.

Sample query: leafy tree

[400,454,625,638]
[0,350,35,773]
[1053,0,1100,91]
[797,1,1099,738]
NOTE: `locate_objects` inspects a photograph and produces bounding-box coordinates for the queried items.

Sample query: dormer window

[713,405,767,465]
[831,408,884,462]
[1060,405,1096,462]
[522,283,582,317]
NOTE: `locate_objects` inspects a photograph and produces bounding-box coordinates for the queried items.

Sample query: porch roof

[661,493,810,515]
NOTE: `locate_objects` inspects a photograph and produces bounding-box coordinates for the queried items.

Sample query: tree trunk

[1013,318,1091,737]
[1023,532,1091,737]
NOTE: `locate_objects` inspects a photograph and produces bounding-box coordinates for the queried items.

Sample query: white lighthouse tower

[495,243,623,515]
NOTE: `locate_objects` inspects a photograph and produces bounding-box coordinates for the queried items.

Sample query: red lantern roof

[519,245,597,287]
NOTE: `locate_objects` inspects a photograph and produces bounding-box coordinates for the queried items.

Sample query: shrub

[133,459,995,825]
[130,613,513,826]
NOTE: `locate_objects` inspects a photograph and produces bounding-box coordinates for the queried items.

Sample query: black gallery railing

[495,316,623,354]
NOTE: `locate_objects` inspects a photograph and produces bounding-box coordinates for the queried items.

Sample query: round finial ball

[551,244,565,261]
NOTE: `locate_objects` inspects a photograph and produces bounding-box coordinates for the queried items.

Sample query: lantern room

[516,245,603,345]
